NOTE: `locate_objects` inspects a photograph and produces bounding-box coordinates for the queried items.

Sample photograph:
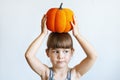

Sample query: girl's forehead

[50,48,71,50]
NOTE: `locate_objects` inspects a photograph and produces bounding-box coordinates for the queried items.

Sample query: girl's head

[47,32,73,49]
[46,32,74,68]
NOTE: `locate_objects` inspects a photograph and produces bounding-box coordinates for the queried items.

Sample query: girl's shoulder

[70,68,82,80]
[40,65,50,80]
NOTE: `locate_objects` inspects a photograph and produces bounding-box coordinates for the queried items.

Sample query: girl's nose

[58,52,64,59]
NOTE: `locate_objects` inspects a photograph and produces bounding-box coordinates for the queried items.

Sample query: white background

[0,0,120,80]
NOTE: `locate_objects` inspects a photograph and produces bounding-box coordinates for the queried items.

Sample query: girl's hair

[47,32,73,49]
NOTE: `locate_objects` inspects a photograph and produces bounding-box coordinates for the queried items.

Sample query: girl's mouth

[57,61,64,63]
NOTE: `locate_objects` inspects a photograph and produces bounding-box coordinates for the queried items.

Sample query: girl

[25,15,97,80]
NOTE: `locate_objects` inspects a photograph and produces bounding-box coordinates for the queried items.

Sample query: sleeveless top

[48,68,71,80]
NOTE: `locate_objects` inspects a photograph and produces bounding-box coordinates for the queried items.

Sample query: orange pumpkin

[46,3,74,33]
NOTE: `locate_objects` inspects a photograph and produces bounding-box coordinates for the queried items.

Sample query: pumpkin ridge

[63,10,67,32]
[63,9,70,32]
[55,10,66,33]
[46,8,57,32]
[64,9,74,32]
[54,9,58,32]
[52,8,57,32]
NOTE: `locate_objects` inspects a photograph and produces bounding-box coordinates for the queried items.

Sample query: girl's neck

[52,66,69,74]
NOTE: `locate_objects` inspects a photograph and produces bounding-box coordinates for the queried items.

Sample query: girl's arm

[71,16,97,76]
[25,15,49,76]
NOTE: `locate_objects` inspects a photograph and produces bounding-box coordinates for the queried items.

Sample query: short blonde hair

[47,32,73,49]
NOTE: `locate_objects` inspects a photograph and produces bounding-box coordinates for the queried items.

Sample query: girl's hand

[41,14,48,35]
[71,15,80,37]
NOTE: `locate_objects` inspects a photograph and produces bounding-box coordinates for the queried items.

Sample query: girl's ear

[46,49,49,57]
[71,48,75,56]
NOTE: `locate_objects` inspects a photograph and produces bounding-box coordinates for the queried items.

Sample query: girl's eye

[63,50,69,54]
[56,51,59,53]
[52,50,59,54]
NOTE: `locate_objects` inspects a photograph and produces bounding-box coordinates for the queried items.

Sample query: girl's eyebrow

[51,48,71,51]
[50,48,58,50]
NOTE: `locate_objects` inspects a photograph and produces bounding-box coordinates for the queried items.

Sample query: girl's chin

[55,63,67,68]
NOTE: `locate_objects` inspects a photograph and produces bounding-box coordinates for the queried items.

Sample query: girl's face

[46,48,74,68]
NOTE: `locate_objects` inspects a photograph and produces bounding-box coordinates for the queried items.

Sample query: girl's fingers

[71,15,77,27]
[70,21,73,25]
[41,14,47,23]
[73,15,78,25]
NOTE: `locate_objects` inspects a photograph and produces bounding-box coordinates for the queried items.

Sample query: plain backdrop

[0,0,120,80]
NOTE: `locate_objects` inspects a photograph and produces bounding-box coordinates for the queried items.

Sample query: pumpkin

[46,3,74,33]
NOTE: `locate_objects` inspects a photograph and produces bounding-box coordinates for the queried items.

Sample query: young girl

[25,15,97,80]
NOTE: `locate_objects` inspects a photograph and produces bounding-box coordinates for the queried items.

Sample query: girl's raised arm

[25,15,49,76]
[71,16,98,76]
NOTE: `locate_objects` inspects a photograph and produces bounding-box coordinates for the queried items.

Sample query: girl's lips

[57,61,64,63]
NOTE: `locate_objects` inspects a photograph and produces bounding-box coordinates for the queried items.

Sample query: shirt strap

[49,68,54,80]
[66,69,71,80]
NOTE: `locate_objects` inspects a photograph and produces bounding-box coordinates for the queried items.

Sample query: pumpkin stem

[59,3,63,9]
